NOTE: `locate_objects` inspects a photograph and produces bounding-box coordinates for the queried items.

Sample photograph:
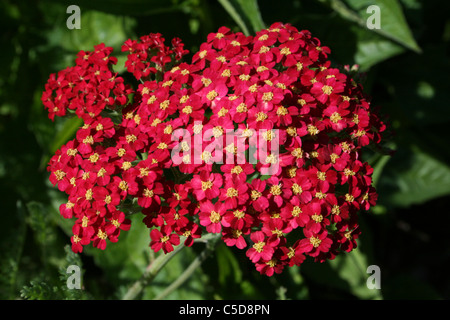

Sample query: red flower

[177,222,202,247]
[71,223,93,253]
[105,210,131,235]
[280,241,306,267]
[219,176,249,209]
[249,178,269,211]
[254,250,286,277]
[221,206,254,230]
[150,225,180,253]
[298,229,333,257]
[246,231,280,263]
[222,227,248,249]
[44,22,389,277]
[198,200,226,233]
[190,171,223,201]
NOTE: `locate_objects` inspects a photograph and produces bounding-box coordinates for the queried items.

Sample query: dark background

[0,0,449,300]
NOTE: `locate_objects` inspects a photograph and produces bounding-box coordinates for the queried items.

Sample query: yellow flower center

[82,216,89,228]
[291,148,303,159]
[331,205,340,215]
[262,92,273,102]
[159,100,170,110]
[330,112,342,123]
[236,103,248,113]
[277,106,288,116]
[317,171,326,181]
[111,219,121,228]
[201,181,213,191]
[256,112,268,122]
[307,125,319,135]
[292,206,302,217]
[270,184,282,196]
[280,47,291,55]
[231,166,243,174]
[322,85,333,95]
[253,241,265,253]
[85,189,93,201]
[126,134,137,143]
[251,190,262,201]
[210,211,221,223]
[310,236,321,248]
[117,148,126,157]
[119,181,128,191]
[207,90,218,101]
[144,188,154,197]
[226,188,238,198]
[67,148,78,156]
[54,170,66,181]
[292,183,303,195]
[97,229,107,240]
[233,210,245,219]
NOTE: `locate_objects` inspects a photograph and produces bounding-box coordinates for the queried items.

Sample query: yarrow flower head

[44,22,389,275]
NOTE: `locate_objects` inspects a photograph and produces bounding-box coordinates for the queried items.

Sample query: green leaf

[301,246,381,299]
[49,117,83,154]
[26,201,56,250]
[378,145,450,207]
[378,45,450,127]
[84,214,152,285]
[20,280,59,300]
[39,116,82,171]
[328,248,382,299]
[344,0,421,52]
[218,0,265,35]
[44,9,136,53]
[215,243,242,286]
[353,27,406,70]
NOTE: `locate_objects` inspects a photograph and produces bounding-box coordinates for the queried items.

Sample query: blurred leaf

[335,0,421,52]
[84,214,151,286]
[215,243,242,286]
[46,0,185,16]
[0,201,27,299]
[144,246,210,299]
[301,247,381,299]
[49,117,82,154]
[379,45,450,127]
[20,245,90,300]
[218,0,265,35]
[286,266,309,299]
[378,145,450,207]
[328,248,382,299]
[20,280,59,300]
[26,201,56,252]
[353,27,405,70]
[44,9,136,52]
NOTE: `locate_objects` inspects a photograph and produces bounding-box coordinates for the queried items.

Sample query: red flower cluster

[45,22,387,276]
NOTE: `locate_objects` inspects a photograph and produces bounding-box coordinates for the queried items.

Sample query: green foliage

[1,0,449,301]
[20,245,90,300]
[218,0,266,34]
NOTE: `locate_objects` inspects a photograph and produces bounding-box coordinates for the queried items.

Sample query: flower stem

[153,233,220,300]
[121,233,220,300]
[122,241,186,300]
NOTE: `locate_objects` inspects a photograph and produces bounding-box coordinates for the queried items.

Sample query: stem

[122,242,186,300]
[153,236,219,300]
[121,233,220,300]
